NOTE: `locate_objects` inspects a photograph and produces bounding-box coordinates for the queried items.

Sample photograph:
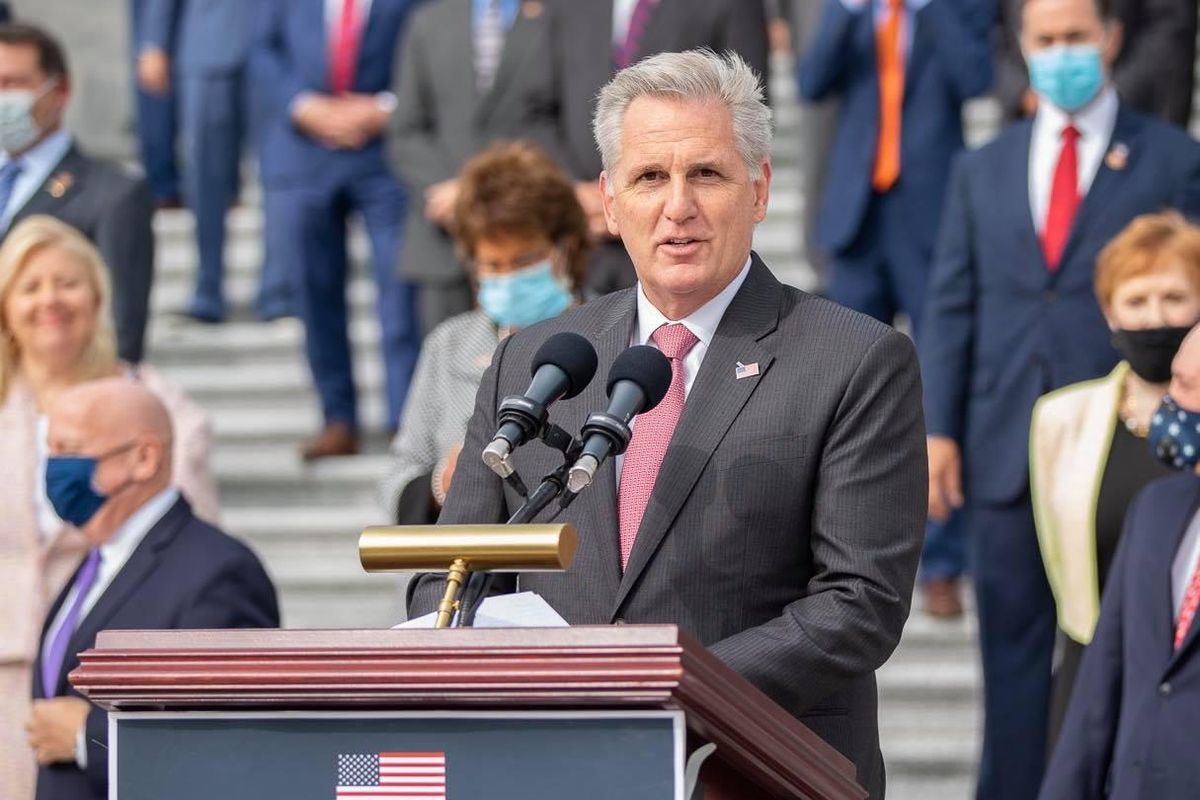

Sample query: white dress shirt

[612,0,641,47]
[325,0,374,38]
[1173,507,1200,618]
[615,255,752,484]
[0,128,72,232]
[1028,85,1118,233]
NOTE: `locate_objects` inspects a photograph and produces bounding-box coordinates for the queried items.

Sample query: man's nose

[663,178,698,223]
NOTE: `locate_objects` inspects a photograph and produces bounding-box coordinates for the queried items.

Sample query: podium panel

[112,710,686,800]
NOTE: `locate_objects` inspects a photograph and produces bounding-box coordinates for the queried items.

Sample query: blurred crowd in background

[1,0,1200,799]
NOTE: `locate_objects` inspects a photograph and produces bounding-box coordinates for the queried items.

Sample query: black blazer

[1041,474,1200,800]
[31,497,279,800]
[1,143,155,363]
[409,256,928,797]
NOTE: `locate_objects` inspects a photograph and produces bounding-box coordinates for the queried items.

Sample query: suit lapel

[476,1,538,125]
[1004,121,1049,279]
[1055,106,1142,278]
[612,257,780,617]
[904,4,930,91]
[54,499,189,696]
[581,0,616,82]
[8,146,82,230]
[571,293,636,602]
[1164,482,1200,674]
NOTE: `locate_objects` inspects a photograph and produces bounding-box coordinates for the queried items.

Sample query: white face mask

[0,81,54,154]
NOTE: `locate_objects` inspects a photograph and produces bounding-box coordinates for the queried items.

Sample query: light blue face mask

[477,261,572,328]
[1027,44,1105,114]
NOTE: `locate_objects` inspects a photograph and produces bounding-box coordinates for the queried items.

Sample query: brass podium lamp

[359,524,577,628]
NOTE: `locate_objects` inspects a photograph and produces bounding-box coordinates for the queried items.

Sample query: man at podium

[408,49,927,798]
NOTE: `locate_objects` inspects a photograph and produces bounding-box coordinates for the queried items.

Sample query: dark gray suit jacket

[409,254,927,796]
[389,0,560,285]
[3,144,155,363]
[543,0,771,295]
[994,0,1198,127]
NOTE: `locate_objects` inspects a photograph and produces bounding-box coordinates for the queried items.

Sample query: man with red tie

[920,0,1200,797]
[251,0,423,459]
[1040,326,1200,800]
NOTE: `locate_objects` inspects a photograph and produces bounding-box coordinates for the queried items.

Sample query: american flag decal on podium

[335,752,447,799]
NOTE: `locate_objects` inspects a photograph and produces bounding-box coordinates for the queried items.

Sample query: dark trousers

[828,190,933,337]
[180,69,290,318]
[970,495,1057,800]
[268,168,421,429]
[920,512,967,582]
[130,0,180,203]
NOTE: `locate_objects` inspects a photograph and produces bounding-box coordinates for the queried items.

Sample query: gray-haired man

[408,49,927,796]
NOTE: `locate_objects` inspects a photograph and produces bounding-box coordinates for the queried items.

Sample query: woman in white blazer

[1031,211,1200,741]
[0,216,219,800]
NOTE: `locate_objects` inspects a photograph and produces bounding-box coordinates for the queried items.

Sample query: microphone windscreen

[531,332,599,399]
[606,345,673,411]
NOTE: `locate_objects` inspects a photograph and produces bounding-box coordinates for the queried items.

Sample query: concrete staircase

[142,54,982,798]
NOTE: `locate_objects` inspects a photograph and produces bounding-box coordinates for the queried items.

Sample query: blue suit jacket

[921,105,1200,504]
[797,0,994,254]
[250,0,419,187]
[140,0,256,74]
[1040,474,1200,800]
[31,498,279,800]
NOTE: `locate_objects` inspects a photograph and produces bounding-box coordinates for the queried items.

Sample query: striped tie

[475,0,505,91]
[614,0,659,70]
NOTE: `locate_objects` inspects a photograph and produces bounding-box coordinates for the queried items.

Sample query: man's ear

[598,172,621,237]
[752,161,772,224]
[1102,20,1124,69]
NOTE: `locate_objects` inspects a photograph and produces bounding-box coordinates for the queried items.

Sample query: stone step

[213,451,392,507]
[883,774,974,800]
[877,657,980,705]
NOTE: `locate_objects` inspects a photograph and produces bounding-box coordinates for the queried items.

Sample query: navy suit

[141,0,290,319]
[130,0,181,203]
[31,497,279,800]
[251,0,421,430]
[1040,474,1200,800]
[799,0,992,586]
[921,105,1200,800]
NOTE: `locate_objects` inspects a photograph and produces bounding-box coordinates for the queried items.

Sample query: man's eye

[638,171,663,182]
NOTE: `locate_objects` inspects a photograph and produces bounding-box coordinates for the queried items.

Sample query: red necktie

[872,0,904,192]
[617,323,698,569]
[1175,557,1200,651]
[1041,124,1080,271]
[329,0,361,95]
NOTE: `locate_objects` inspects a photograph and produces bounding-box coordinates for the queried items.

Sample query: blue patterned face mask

[477,261,572,328]
[1027,44,1105,113]
[1149,395,1200,472]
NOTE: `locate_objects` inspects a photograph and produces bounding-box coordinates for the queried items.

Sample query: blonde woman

[1032,211,1200,741]
[0,216,218,799]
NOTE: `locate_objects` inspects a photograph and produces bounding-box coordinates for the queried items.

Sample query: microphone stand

[455,424,583,627]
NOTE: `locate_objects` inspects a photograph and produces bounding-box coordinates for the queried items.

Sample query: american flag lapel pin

[735,361,759,380]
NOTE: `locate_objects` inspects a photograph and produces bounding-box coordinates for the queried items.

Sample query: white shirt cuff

[75,726,88,769]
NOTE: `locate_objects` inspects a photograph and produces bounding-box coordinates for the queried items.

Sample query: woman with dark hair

[379,141,591,523]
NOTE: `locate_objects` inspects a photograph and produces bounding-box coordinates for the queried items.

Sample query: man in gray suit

[390,0,561,334]
[409,50,927,797]
[543,0,770,296]
[0,24,155,363]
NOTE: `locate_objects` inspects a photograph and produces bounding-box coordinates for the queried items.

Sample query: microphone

[565,345,672,494]
[482,332,598,477]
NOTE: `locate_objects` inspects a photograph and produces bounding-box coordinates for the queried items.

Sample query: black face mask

[1112,326,1193,383]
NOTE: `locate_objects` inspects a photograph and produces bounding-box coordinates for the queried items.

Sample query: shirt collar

[99,486,179,566]
[635,255,753,347]
[0,128,71,173]
[1034,84,1119,147]
[473,0,520,29]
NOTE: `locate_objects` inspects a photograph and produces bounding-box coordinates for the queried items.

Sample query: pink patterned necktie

[613,0,659,69]
[618,323,699,569]
[1175,557,1200,651]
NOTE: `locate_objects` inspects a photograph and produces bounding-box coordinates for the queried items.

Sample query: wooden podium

[72,625,866,800]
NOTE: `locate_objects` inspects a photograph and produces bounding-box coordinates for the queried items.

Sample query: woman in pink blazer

[0,216,219,800]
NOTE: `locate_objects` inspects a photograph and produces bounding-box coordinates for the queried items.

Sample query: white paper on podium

[393,591,569,629]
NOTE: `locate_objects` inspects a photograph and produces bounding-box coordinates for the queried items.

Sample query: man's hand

[574,181,610,239]
[291,95,371,150]
[338,93,391,140]
[424,179,460,227]
[26,697,90,766]
[137,48,171,95]
[927,435,964,523]
[440,444,462,499]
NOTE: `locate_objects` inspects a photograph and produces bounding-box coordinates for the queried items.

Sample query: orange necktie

[873,0,904,192]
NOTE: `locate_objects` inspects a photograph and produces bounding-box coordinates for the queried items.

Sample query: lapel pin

[47,171,73,198]
[1105,142,1128,171]
[735,361,759,380]
[522,0,543,18]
